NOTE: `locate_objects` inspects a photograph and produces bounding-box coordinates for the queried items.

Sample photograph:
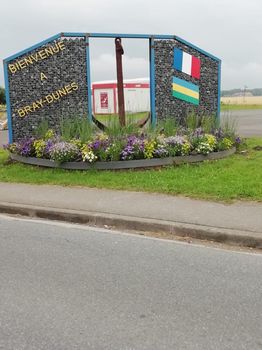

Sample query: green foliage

[185,111,199,130]
[34,120,49,139]
[184,112,218,133]
[0,87,6,105]
[221,104,262,111]
[217,138,233,151]
[221,115,237,138]
[157,117,178,136]
[105,118,140,138]
[201,116,219,133]
[60,116,94,143]
[106,140,125,161]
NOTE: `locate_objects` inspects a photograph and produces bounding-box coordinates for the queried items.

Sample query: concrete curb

[0,201,261,249]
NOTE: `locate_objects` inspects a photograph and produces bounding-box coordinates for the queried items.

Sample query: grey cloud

[1,0,261,89]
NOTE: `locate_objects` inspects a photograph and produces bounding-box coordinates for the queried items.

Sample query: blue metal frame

[3,61,13,143]
[4,32,220,63]
[3,32,221,140]
[174,35,220,62]
[217,59,222,122]
[85,35,93,122]
[61,32,220,62]
[149,37,156,127]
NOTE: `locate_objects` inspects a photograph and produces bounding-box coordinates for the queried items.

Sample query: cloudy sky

[1,0,261,90]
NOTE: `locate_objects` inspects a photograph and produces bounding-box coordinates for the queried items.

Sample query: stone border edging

[0,201,261,249]
[10,147,236,170]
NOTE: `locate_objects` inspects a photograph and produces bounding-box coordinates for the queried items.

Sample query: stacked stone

[8,38,88,141]
[154,39,219,123]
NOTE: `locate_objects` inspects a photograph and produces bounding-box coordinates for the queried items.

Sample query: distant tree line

[0,87,6,105]
[222,88,262,97]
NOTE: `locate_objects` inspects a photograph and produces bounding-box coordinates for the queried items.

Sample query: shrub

[217,138,233,151]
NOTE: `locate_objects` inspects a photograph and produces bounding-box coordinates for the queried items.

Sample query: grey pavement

[0,130,7,147]
[0,182,261,245]
[0,215,261,350]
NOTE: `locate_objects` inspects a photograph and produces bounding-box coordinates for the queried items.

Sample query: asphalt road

[0,215,261,350]
[221,109,262,137]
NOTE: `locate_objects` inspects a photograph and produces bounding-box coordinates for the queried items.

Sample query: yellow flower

[182,141,191,155]
[206,134,217,150]
[44,129,55,140]
[221,138,233,150]
[33,139,46,158]
[144,140,156,159]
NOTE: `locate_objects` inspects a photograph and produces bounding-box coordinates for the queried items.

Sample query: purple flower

[213,128,224,140]
[16,137,35,157]
[235,136,242,144]
[191,128,204,138]
[121,144,135,160]
[120,135,145,160]
[154,145,168,158]
[89,138,110,151]
[44,139,55,157]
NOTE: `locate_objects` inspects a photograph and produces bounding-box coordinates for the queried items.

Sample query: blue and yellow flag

[172,77,199,105]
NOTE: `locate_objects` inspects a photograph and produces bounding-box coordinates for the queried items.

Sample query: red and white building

[92,78,150,114]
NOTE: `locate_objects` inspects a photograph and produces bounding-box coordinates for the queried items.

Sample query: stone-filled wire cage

[154,39,220,123]
[4,32,221,143]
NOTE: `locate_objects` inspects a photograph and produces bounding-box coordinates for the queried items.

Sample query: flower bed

[5,122,241,170]
[9,148,236,170]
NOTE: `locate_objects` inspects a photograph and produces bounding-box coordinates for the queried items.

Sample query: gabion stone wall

[7,38,88,141]
[154,39,219,122]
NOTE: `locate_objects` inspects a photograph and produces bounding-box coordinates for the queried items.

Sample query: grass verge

[0,138,261,202]
[94,112,148,125]
[221,104,262,111]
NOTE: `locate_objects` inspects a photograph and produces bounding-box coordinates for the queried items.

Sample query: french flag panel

[174,48,201,79]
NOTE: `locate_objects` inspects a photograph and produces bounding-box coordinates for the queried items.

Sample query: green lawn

[94,112,148,125]
[0,138,262,202]
[221,104,262,111]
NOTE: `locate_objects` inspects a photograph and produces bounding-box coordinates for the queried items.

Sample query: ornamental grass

[5,115,242,164]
